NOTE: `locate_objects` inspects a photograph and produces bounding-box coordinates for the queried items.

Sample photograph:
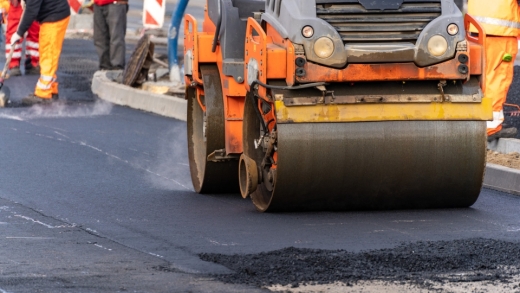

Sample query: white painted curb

[91,70,187,121]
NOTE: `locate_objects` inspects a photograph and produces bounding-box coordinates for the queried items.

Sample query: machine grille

[315,0,442,44]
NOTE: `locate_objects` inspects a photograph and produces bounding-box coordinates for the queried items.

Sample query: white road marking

[85,228,98,234]
[5,236,54,240]
[148,252,164,258]
[14,215,55,228]
[208,239,239,246]
[54,131,70,139]
[79,140,190,190]
[94,244,113,251]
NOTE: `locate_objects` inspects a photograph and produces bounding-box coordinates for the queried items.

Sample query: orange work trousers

[484,36,518,135]
[35,16,70,99]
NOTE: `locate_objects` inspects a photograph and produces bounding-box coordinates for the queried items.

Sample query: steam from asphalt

[143,124,192,191]
[0,100,113,120]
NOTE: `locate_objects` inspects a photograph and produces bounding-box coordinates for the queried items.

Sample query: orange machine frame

[184,9,485,156]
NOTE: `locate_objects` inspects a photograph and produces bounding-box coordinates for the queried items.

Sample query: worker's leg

[25,21,40,72]
[93,4,111,70]
[106,3,127,70]
[484,36,518,136]
[34,16,70,99]
[5,4,22,72]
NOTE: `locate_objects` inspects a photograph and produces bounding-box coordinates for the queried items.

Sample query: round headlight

[427,35,448,57]
[302,26,314,38]
[447,23,459,35]
[314,37,334,59]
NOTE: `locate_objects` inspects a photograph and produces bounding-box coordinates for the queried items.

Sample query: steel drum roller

[244,96,486,212]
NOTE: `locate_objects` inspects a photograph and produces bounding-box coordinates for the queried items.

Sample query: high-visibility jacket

[468,0,520,36]
[0,0,9,13]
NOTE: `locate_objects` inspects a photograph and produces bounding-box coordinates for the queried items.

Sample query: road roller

[183,0,491,212]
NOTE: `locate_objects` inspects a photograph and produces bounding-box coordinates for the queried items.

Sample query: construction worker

[468,0,519,141]
[10,0,70,106]
[5,0,40,77]
[93,0,128,70]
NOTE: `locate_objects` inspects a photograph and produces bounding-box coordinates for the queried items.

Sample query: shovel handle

[2,8,26,80]
[1,48,15,79]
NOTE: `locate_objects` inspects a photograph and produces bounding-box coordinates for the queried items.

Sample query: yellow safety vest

[0,0,9,14]
[468,0,520,36]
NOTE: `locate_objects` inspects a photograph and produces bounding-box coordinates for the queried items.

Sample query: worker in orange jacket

[10,0,70,106]
[5,0,40,77]
[468,0,519,141]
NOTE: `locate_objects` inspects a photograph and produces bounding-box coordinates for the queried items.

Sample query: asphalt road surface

[1,92,520,292]
[0,37,519,293]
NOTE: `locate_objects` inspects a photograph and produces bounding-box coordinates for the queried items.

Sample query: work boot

[25,64,40,75]
[21,94,52,106]
[487,127,518,142]
[9,66,21,77]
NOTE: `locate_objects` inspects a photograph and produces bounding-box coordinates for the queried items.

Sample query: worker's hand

[10,33,21,46]
[20,0,25,10]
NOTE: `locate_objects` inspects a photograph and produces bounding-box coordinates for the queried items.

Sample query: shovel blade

[0,86,11,107]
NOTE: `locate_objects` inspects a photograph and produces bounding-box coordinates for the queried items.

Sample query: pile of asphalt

[505,66,520,138]
[200,238,520,289]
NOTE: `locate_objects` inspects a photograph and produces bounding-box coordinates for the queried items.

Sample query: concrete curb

[484,163,520,196]
[91,70,187,121]
[484,138,520,195]
[487,138,520,154]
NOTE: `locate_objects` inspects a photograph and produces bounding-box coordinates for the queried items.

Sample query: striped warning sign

[143,0,166,29]
[69,0,84,14]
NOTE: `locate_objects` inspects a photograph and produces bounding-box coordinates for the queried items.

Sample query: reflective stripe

[36,80,53,90]
[487,110,505,129]
[26,49,39,57]
[25,41,39,48]
[6,44,22,50]
[40,75,54,82]
[6,52,22,58]
[474,16,520,29]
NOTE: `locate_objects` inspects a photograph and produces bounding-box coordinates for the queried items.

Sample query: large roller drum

[187,65,239,193]
[242,97,487,212]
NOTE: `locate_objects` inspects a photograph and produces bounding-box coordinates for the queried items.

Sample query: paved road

[1,70,520,291]
[0,17,519,293]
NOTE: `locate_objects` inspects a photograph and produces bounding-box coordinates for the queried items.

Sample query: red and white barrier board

[143,0,166,29]
[69,0,84,15]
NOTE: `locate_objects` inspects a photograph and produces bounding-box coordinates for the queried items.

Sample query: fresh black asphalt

[0,39,519,292]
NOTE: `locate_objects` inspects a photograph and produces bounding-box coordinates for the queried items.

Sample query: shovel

[0,45,14,107]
